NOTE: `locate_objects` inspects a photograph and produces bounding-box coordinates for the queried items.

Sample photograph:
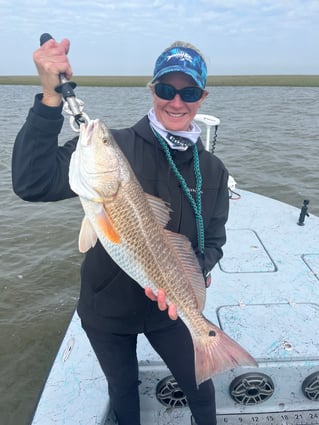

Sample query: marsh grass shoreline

[1,75,319,87]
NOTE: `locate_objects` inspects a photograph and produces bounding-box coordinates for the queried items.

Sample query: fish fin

[96,204,121,244]
[146,194,172,228]
[79,203,121,252]
[164,229,206,311]
[79,216,98,253]
[192,316,258,386]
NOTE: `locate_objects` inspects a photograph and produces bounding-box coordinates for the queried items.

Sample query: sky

[1,0,318,76]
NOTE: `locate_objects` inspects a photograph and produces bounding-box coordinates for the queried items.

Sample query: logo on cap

[152,46,207,89]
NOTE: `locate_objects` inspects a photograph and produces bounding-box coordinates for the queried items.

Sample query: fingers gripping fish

[69,119,257,386]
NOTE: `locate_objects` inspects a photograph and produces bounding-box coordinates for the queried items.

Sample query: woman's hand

[33,38,72,107]
[145,287,178,320]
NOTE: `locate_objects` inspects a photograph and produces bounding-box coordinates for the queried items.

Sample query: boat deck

[30,189,319,425]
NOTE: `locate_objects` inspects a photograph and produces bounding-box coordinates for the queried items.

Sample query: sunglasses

[154,83,204,103]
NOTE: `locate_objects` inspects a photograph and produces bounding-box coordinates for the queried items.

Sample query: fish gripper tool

[40,33,90,132]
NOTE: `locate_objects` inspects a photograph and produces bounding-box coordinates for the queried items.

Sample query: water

[0,85,318,424]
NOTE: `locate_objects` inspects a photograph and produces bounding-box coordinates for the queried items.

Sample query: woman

[12,39,229,425]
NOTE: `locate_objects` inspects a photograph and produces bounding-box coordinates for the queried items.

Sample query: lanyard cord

[152,129,205,254]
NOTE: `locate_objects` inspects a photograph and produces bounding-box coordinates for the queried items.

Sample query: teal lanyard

[152,129,205,254]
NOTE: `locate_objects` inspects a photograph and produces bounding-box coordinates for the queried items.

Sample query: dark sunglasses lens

[155,83,203,102]
[180,87,203,102]
[155,83,175,100]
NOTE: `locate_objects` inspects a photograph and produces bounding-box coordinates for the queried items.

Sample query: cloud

[1,0,318,75]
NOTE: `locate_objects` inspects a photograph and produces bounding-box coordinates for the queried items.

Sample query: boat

[29,116,319,425]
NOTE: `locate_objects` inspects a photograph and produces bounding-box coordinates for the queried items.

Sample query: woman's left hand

[145,287,178,320]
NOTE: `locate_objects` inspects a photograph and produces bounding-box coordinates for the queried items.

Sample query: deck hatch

[303,254,319,281]
[217,302,319,361]
[219,229,277,273]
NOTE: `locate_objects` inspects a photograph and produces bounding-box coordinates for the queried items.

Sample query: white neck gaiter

[148,108,201,151]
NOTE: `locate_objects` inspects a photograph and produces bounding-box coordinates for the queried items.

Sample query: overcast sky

[1,0,318,76]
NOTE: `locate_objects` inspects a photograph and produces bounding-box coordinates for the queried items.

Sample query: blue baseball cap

[152,46,207,89]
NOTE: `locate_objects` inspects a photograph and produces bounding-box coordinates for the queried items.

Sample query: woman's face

[151,72,208,132]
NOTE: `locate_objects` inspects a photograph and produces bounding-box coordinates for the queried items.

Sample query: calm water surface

[0,85,318,424]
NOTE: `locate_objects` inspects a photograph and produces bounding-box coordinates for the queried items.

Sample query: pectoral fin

[96,204,121,244]
[79,204,121,253]
[79,216,98,253]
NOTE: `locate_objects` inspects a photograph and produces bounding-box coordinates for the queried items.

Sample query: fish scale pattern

[101,179,201,314]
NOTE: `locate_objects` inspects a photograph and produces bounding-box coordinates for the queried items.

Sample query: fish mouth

[85,170,118,176]
[83,165,119,175]
[80,122,94,146]
[80,119,102,146]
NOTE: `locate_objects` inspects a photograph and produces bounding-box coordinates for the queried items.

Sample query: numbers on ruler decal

[218,411,319,425]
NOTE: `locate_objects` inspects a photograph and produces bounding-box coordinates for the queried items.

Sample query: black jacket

[12,95,229,333]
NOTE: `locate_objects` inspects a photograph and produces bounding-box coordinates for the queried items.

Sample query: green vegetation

[1,75,319,87]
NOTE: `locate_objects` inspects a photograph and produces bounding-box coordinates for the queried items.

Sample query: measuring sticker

[217,410,319,425]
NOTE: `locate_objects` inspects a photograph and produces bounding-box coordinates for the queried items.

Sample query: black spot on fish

[209,330,216,337]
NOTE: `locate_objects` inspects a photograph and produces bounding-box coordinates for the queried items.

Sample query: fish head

[69,119,125,201]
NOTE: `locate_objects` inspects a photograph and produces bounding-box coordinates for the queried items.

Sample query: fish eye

[103,137,109,145]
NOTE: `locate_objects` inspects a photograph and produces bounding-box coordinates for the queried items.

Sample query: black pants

[82,318,216,425]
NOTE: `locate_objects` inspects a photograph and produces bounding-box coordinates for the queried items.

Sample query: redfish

[69,119,257,385]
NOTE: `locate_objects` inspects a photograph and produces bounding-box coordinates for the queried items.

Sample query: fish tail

[192,316,258,386]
